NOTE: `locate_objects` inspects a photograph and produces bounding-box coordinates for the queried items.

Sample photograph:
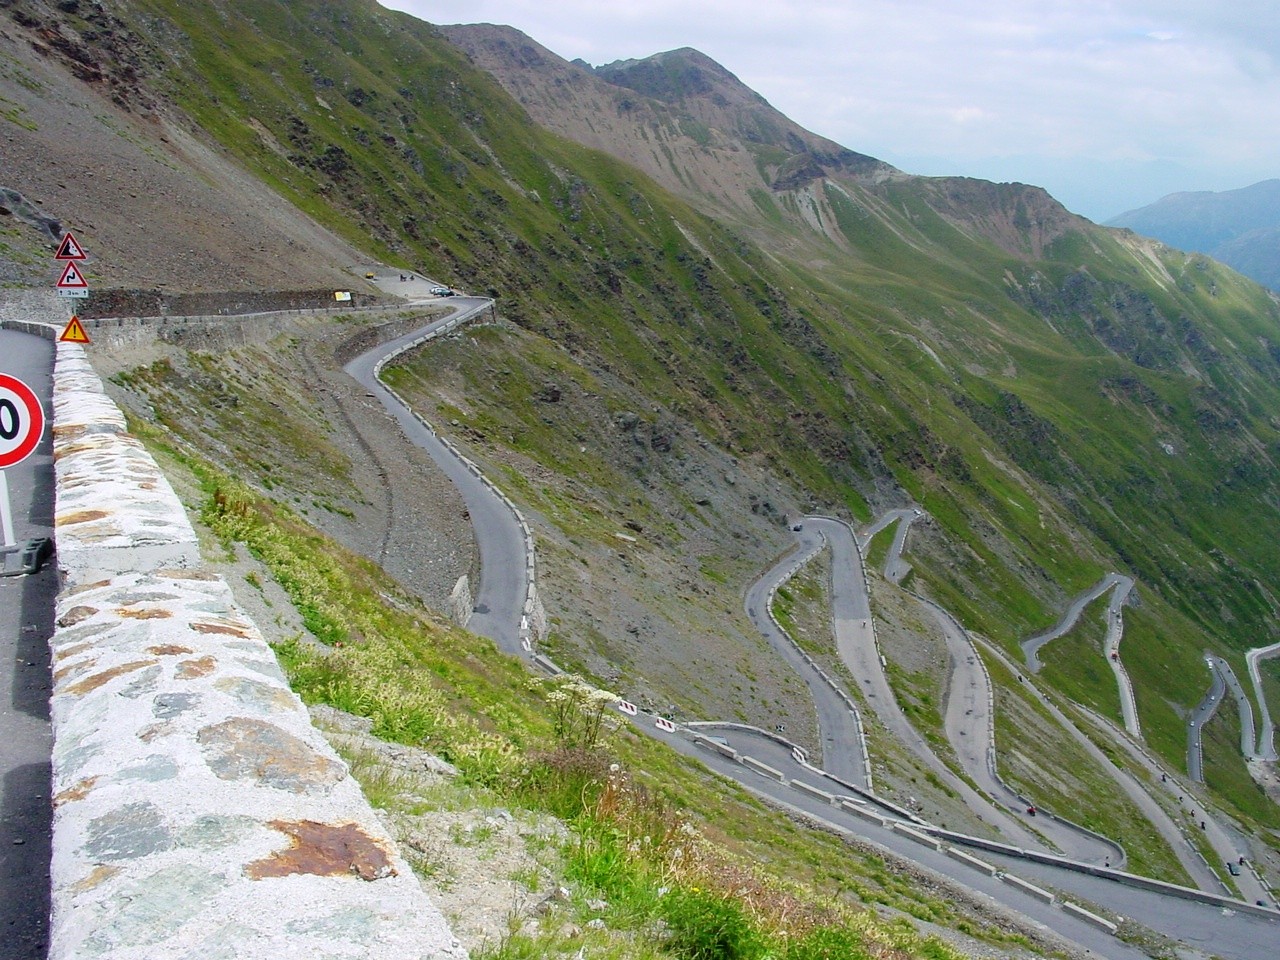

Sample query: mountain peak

[592,47,757,106]
[441,22,894,221]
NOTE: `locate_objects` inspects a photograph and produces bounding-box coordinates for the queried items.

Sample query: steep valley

[4,0,1280,955]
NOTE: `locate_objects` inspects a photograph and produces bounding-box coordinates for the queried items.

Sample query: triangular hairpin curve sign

[56,262,89,288]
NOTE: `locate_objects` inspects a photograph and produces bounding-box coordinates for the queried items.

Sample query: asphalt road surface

[1100,578,1141,737]
[1217,656,1257,761]
[0,327,56,960]
[1186,655,1224,784]
[804,515,1048,849]
[858,507,919,583]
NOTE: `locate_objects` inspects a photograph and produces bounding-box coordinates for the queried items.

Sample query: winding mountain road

[1021,574,1132,671]
[1187,656,1227,784]
[780,516,1069,855]
[1021,573,1141,739]
[343,282,529,657]
[743,523,871,788]
[341,279,1277,951]
[1246,642,1280,760]
[868,511,1120,864]
[983,640,1233,895]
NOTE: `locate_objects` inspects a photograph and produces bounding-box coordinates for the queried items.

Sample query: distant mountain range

[1108,180,1280,290]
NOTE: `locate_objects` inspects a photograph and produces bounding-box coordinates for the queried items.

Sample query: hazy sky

[385,1,1279,222]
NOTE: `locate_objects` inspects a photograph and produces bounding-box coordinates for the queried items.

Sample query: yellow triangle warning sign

[59,315,91,344]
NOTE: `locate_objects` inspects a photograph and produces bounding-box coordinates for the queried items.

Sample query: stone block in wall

[53,429,200,583]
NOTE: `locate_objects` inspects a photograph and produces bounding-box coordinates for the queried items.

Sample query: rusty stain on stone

[245,820,395,881]
[157,569,217,581]
[52,436,108,460]
[63,579,113,597]
[54,657,98,683]
[147,643,195,656]
[57,605,99,628]
[175,656,216,679]
[190,618,253,638]
[68,864,120,894]
[137,722,172,743]
[54,640,99,662]
[58,509,112,525]
[117,607,173,620]
[54,776,100,806]
[64,659,157,696]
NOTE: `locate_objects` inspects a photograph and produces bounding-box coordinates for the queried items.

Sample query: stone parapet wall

[41,332,467,959]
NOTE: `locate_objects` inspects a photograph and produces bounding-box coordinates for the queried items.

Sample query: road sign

[55,231,87,260]
[0,374,45,469]
[59,315,91,344]
[56,261,89,289]
[56,288,89,299]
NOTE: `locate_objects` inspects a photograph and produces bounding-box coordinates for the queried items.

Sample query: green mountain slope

[5,0,1278,864]
[437,30,1280,808]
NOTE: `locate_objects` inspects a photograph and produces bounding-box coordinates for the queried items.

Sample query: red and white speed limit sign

[0,374,45,469]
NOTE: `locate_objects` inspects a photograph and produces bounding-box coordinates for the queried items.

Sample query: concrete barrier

[922,824,1280,920]
[791,779,836,804]
[692,735,739,761]
[892,823,943,851]
[742,756,786,783]
[39,335,467,960]
[999,872,1055,903]
[1060,901,1118,935]
[946,847,998,876]
[841,799,886,826]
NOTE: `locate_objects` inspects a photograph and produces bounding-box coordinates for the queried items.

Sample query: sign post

[0,374,46,548]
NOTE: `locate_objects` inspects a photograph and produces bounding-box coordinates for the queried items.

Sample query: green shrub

[660,887,764,960]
